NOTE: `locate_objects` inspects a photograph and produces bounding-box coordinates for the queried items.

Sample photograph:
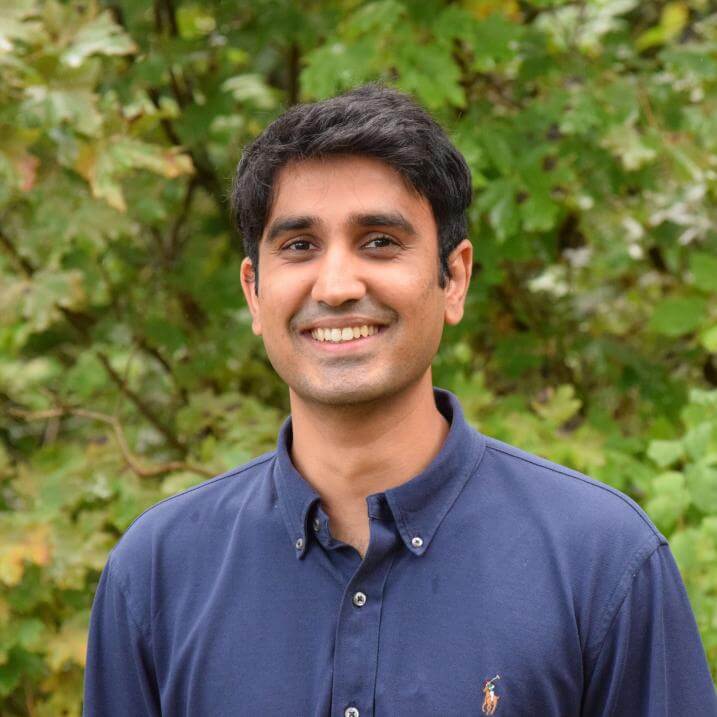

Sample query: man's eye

[281,240,312,252]
[280,236,398,253]
[364,235,398,249]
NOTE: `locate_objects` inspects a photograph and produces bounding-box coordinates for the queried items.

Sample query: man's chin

[287,369,431,410]
[288,379,393,409]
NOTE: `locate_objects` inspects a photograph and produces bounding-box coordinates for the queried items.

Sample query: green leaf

[601,124,657,171]
[476,179,520,241]
[0,269,86,333]
[20,88,103,137]
[301,40,379,98]
[531,385,582,426]
[700,325,717,352]
[520,190,559,232]
[395,40,465,109]
[661,45,717,81]
[221,74,278,109]
[345,0,406,38]
[0,648,44,697]
[645,471,690,533]
[61,11,137,68]
[647,439,685,468]
[468,14,524,72]
[688,251,717,294]
[686,462,717,514]
[75,138,193,211]
[683,422,715,462]
[176,4,217,39]
[480,127,514,175]
[648,296,709,337]
[62,353,107,400]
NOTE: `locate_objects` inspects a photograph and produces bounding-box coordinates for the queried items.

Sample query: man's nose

[310,244,367,306]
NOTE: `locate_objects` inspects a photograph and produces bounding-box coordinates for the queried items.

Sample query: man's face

[240,154,471,407]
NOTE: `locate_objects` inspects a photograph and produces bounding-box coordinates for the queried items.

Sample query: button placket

[330,515,400,717]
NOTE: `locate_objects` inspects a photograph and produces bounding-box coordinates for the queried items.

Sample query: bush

[1,1,716,712]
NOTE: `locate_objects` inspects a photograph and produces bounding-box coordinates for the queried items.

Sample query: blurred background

[1,0,717,713]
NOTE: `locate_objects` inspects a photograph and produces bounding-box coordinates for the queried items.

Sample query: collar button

[411,536,424,548]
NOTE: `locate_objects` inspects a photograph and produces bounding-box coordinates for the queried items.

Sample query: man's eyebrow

[265,215,323,243]
[349,211,417,236]
[264,211,417,243]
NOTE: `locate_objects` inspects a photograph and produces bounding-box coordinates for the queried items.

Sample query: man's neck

[288,376,450,558]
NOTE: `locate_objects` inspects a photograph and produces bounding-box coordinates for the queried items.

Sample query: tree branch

[287,42,300,105]
[0,227,35,277]
[8,406,213,478]
[95,350,186,453]
[167,175,199,262]
[134,334,189,403]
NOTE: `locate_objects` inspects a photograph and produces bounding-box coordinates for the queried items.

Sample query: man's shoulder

[478,433,666,548]
[107,450,276,578]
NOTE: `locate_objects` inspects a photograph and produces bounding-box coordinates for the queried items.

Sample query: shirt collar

[272,387,486,560]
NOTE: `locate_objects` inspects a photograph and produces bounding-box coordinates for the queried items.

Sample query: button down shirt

[83,387,717,715]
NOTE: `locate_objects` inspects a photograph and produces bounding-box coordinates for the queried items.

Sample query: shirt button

[411,536,424,548]
[345,707,360,717]
[312,518,321,532]
[295,537,304,550]
[352,591,367,607]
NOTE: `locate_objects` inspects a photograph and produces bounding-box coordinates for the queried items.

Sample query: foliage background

[1,0,717,712]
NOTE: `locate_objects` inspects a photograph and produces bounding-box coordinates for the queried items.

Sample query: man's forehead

[266,155,432,228]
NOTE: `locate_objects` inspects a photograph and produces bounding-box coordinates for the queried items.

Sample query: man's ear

[240,257,262,336]
[444,239,473,326]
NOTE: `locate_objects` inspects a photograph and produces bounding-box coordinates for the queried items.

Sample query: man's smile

[300,324,389,352]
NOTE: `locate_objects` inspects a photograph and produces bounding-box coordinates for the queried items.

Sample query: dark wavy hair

[230,83,472,293]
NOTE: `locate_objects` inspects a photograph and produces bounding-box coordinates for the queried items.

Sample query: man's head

[234,84,474,407]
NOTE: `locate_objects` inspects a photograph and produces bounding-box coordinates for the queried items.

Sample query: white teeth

[310,324,381,342]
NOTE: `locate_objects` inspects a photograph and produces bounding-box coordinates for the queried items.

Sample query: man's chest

[149,536,585,716]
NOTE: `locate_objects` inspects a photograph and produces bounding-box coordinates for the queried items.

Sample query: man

[84,84,716,715]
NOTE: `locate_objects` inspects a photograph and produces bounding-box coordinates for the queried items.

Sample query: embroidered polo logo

[481,674,501,715]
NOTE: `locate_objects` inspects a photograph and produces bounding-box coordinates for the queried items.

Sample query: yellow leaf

[0,525,52,586]
[45,613,90,670]
[463,0,521,21]
[636,2,688,51]
[661,2,689,39]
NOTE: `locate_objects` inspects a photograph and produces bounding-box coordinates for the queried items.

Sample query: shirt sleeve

[83,556,161,716]
[582,542,717,716]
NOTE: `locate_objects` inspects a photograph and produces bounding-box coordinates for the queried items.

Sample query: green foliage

[1,0,716,711]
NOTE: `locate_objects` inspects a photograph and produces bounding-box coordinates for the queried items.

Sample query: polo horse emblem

[481,674,501,715]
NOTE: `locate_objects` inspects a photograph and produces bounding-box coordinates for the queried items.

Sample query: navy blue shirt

[84,387,716,716]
